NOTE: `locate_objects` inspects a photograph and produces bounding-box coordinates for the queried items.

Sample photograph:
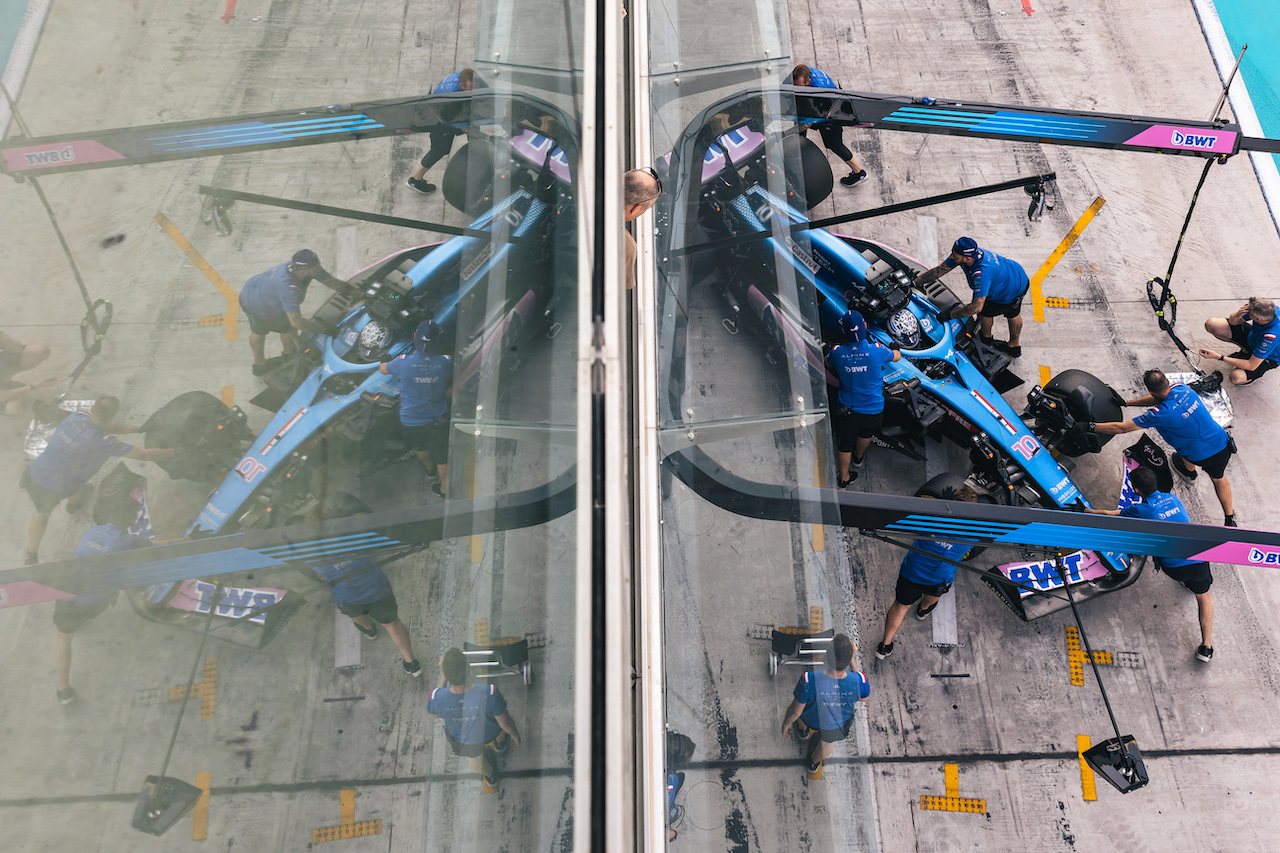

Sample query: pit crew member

[1199,296,1280,386]
[914,236,1030,357]
[780,633,869,779]
[825,309,900,486]
[380,320,453,497]
[239,249,355,376]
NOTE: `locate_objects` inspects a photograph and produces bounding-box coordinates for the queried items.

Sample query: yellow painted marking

[474,618,490,646]
[312,820,382,843]
[1039,366,1052,387]
[191,771,211,840]
[809,606,824,633]
[197,315,226,327]
[170,657,218,719]
[1078,735,1097,801]
[155,213,238,340]
[812,432,825,550]
[339,789,355,825]
[1065,626,1112,686]
[919,763,985,812]
[1044,297,1071,308]
[1029,197,1107,322]
[221,386,234,408]
[944,763,960,797]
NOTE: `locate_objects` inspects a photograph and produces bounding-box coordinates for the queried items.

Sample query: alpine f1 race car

[139,130,574,536]
[686,125,1139,618]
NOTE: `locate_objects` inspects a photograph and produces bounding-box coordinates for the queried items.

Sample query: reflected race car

[141,132,573,535]
[693,128,1138,618]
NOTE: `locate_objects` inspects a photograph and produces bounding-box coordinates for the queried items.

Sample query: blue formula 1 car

[692,130,1139,618]
[139,134,573,535]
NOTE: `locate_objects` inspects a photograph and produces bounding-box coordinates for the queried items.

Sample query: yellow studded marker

[919,763,986,813]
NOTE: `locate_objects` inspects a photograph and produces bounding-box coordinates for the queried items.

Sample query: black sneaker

[1196,645,1214,662]
[978,335,996,347]
[57,687,78,706]
[403,658,422,677]
[850,455,865,469]
[1170,453,1198,481]
[406,177,436,194]
[994,341,1022,358]
[915,601,939,620]
[252,362,272,376]
[1224,514,1238,528]
[840,170,868,187]
[875,641,893,660]
[24,552,39,566]
[837,475,856,489]
[431,483,446,498]
[355,621,378,640]
[805,760,822,774]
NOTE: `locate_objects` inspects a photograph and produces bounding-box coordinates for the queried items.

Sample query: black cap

[292,249,320,267]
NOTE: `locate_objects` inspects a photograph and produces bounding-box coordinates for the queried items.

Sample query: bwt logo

[1248,548,1280,565]
[1171,130,1217,150]
[23,146,75,165]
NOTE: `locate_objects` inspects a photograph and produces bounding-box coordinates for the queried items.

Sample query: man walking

[311,557,422,676]
[826,309,899,486]
[914,237,1030,357]
[428,647,522,793]
[790,64,868,187]
[1091,369,1237,526]
[380,319,453,496]
[1086,467,1215,661]
[780,633,869,779]
[406,68,483,195]
[239,249,354,376]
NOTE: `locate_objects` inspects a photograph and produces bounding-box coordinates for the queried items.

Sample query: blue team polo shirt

[1247,315,1280,361]
[428,683,508,745]
[1120,491,1196,568]
[69,522,147,603]
[900,538,968,586]
[945,249,1029,303]
[1132,384,1229,462]
[27,413,133,495]
[804,67,837,89]
[434,70,467,93]
[312,558,392,607]
[828,340,895,413]
[386,351,453,426]
[793,668,869,731]
[240,262,329,321]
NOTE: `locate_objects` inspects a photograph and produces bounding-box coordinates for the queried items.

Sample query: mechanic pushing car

[380,319,454,497]
[914,236,1030,358]
[239,249,358,376]
[825,309,900,487]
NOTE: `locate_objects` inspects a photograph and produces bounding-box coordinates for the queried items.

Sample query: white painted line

[932,589,958,647]
[334,609,361,668]
[916,215,940,268]
[334,225,359,280]
[1191,0,1280,241]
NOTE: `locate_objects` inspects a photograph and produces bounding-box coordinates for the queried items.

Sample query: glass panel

[0,1,579,849]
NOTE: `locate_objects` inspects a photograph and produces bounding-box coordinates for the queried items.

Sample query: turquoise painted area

[0,0,30,74]
[1213,0,1280,151]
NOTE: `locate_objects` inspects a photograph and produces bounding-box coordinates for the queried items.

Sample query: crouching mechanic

[1199,296,1280,386]
[780,633,869,779]
[914,237,1030,357]
[239,249,356,376]
[380,320,453,497]
[311,557,422,677]
[1085,467,1214,662]
[428,647,522,793]
[826,309,899,486]
[875,485,979,660]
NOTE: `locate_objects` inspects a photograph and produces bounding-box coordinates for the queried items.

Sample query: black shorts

[444,730,503,758]
[895,574,952,606]
[240,299,294,336]
[832,406,882,453]
[816,716,855,743]
[978,292,1026,319]
[1226,324,1279,380]
[402,418,449,460]
[337,591,399,624]
[53,598,110,634]
[1189,441,1234,480]
[21,470,71,515]
[1159,560,1213,595]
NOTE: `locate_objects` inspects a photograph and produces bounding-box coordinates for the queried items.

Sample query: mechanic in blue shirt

[1085,467,1215,662]
[380,319,454,497]
[428,647,522,792]
[915,236,1031,358]
[311,557,422,677]
[406,68,486,195]
[0,329,55,415]
[825,309,900,487]
[53,501,185,705]
[1092,369,1236,526]
[875,485,979,660]
[22,396,174,565]
[780,633,869,778]
[1199,296,1280,386]
[240,248,354,376]
[790,64,868,187]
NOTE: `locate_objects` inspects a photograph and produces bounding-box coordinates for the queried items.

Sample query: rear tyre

[1042,369,1126,457]
[142,391,245,482]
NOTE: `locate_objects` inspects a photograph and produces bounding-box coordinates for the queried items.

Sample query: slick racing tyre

[142,391,246,482]
[1043,369,1125,457]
